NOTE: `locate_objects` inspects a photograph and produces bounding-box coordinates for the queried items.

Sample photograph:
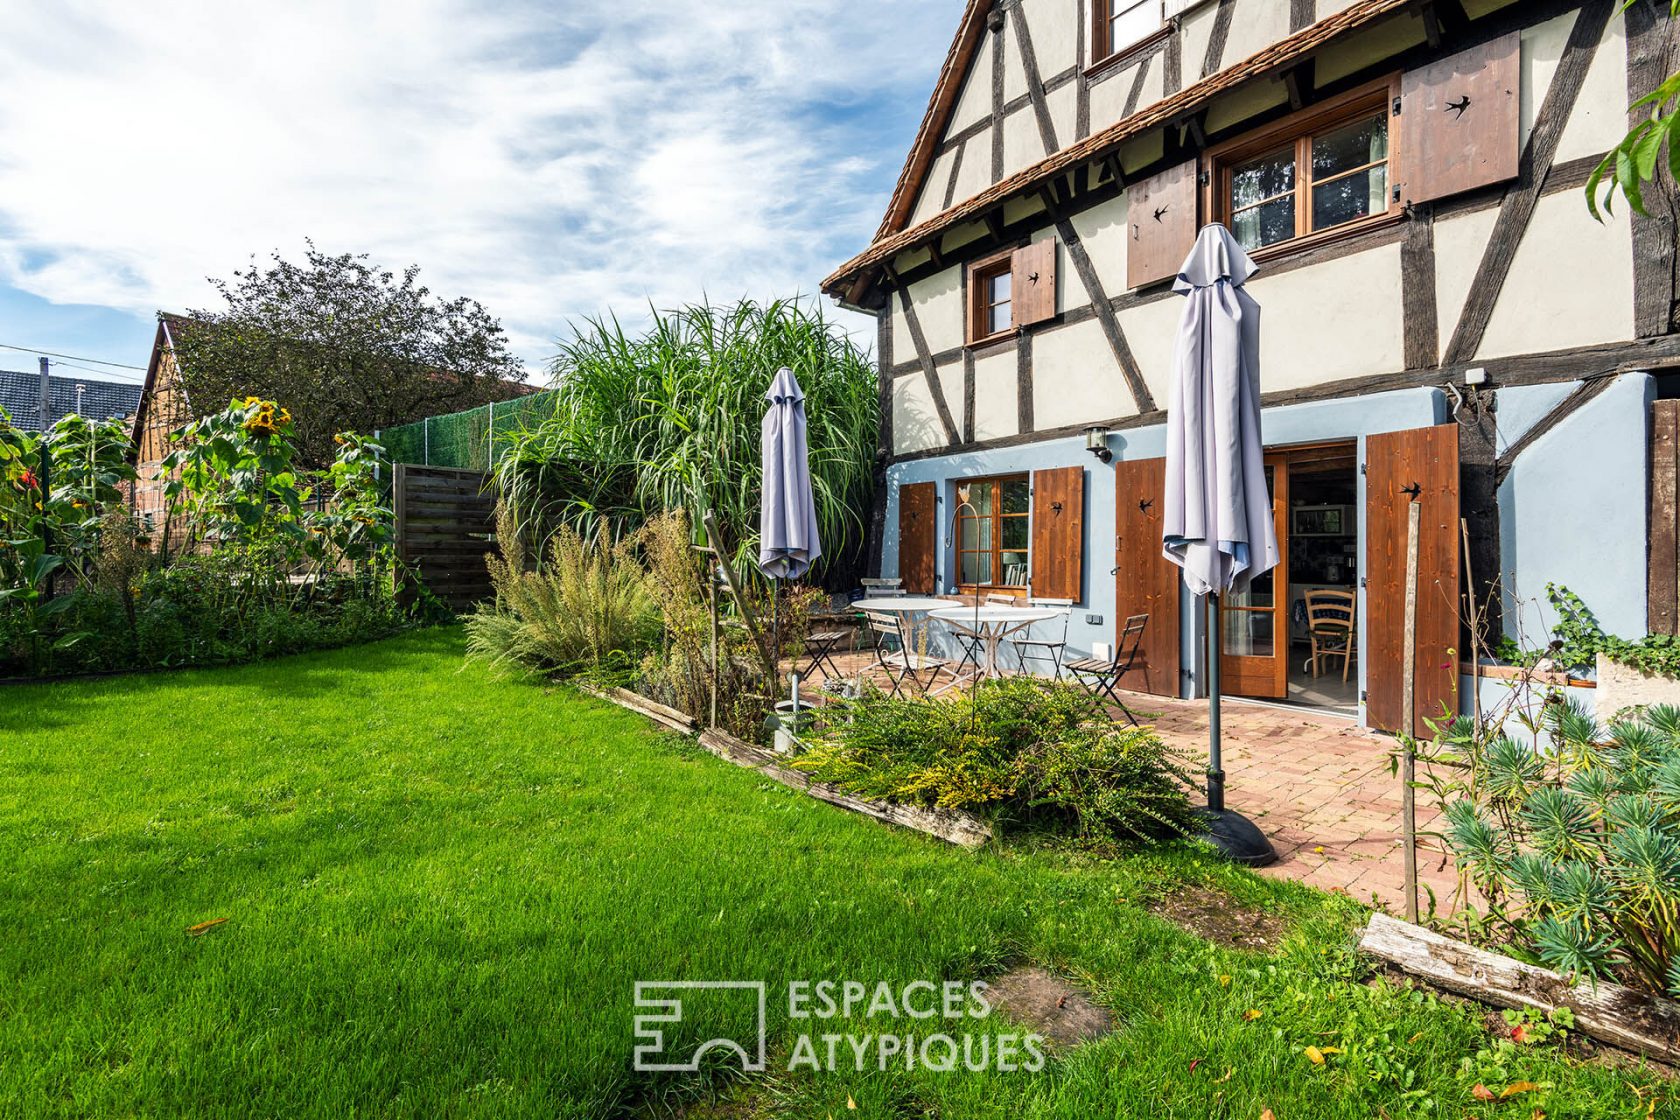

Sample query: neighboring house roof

[823,0,1412,303]
[0,368,142,431]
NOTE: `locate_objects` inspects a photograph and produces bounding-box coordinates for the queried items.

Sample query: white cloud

[0,0,960,374]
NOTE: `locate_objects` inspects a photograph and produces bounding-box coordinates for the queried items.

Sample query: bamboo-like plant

[491,298,877,586]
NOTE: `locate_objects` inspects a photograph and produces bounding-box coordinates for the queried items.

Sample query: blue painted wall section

[1496,373,1652,645]
[881,388,1447,701]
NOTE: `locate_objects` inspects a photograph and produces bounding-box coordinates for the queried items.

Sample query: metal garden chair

[1011,597,1074,679]
[1066,613,1149,724]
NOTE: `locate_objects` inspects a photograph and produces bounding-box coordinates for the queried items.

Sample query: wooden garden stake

[1402,499,1421,924]
[701,510,777,683]
[709,562,719,729]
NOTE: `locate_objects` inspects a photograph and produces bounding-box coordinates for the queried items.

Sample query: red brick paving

[795,647,1462,916]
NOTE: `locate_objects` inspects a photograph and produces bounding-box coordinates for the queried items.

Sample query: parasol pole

[1206,592,1225,813]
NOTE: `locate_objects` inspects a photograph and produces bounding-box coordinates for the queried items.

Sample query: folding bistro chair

[1066,613,1149,724]
[1011,597,1073,679]
[863,611,950,698]
[801,627,849,682]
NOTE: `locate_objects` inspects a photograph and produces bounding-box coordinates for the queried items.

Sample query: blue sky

[0,1,963,385]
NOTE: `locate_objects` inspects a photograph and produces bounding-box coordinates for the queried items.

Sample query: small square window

[1094,0,1164,66]
[967,251,1016,344]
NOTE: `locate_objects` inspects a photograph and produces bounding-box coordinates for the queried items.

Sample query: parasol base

[1193,807,1278,867]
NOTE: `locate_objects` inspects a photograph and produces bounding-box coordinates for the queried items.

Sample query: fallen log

[1358,911,1680,1061]
[697,728,992,849]
[578,683,697,734]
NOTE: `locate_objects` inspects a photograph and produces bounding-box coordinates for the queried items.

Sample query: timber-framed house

[822,0,1680,734]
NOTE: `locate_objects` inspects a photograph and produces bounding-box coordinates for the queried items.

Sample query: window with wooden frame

[965,241,1057,346]
[955,475,1030,591]
[1204,76,1402,257]
[1092,0,1166,66]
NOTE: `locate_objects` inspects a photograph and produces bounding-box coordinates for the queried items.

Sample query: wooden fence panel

[394,464,497,613]
[1651,399,1680,636]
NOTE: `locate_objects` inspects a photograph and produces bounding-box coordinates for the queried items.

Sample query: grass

[0,629,1665,1118]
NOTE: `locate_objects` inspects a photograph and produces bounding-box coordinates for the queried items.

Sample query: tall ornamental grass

[491,298,877,586]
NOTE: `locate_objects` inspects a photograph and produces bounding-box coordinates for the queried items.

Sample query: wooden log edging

[1359,912,1680,1061]
[697,728,993,849]
[578,683,697,734]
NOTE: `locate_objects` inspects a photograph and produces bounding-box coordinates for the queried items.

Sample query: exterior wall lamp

[1084,424,1113,463]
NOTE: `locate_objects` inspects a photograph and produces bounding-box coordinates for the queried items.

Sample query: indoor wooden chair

[1066,613,1149,724]
[1303,589,1357,682]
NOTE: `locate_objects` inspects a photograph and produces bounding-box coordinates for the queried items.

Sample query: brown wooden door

[1218,457,1290,699]
[898,482,937,594]
[1113,457,1180,696]
[1366,424,1461,737]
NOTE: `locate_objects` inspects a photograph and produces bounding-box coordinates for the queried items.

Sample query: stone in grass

[986,967,1114,1049]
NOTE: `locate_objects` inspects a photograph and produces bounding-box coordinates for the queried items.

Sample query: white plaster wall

[1522,12,1573,154]
[1317,0,1359,19]
[1045,83,1077,150]
[1089,57,1159,129]
[1032,318,1127,431]
[949,34,993,132]
[1246,243,1406,391]
[1205,78,1290,134]
[972,349,1020,441]
[893,375,945,455]
[1476,192,1634,360]
[1432,205,1499,355]
[909,149,956,225]
[1023,0,1079,75]
[936,359,966,436]
[1002,107,1046,178]
[1115,294,1182,408]
[1069,194,1129,298]
[902,267,966,356]
[1003,18,1029,102]
[950,135,992,203]
[1220,1,1291,72]
[1555,14,1629,164]
[1176,2,1220,86]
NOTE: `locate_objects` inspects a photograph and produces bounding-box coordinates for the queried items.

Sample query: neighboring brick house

[128,314,197,522]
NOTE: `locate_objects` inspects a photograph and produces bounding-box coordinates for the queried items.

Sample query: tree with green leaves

[1587,1,1680,221]
[173,243,527,466]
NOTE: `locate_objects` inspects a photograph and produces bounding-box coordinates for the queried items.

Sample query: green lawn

[0,630,1663,1118]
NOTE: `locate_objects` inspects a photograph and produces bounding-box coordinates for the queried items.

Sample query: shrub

[1437,698,1680,994]
[464,511,659,678]
[790,678,1198,844]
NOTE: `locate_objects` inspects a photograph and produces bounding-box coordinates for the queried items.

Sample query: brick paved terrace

[790,647,1462,916]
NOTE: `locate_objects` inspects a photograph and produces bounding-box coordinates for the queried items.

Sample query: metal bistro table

[929,604,1059,680]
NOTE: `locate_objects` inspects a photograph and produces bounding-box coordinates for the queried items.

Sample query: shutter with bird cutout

[897,482,937,594]
[1029,465,1085,601]
[1011,239,1058,328]
[1398,31,1520,205]
[1126,158,1199,290]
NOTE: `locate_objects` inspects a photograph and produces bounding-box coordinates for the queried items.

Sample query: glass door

[1219,458,1290,698]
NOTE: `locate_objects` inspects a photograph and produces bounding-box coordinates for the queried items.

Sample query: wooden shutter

[897,481,938,594]
[1012,239,1058,328]
[1113,456,1181,697]
[1651,399,1680,635]
[1030,465,1085,601]
[1398,32,1520,206]
[1366,425,1461,738]
[1126,158,1199,290]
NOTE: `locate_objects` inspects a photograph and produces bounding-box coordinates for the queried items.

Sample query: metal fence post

[423,416,430,466]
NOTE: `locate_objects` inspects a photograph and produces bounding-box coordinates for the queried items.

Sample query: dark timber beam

[1493,376,1617,486]
[1053,216,1158,413]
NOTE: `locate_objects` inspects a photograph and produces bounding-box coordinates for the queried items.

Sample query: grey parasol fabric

[1162,223,1279,595]
[758,366,823,580]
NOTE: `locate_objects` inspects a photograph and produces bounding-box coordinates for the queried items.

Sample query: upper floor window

[1207,76,1401,255]
[1093,0,1165,65]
